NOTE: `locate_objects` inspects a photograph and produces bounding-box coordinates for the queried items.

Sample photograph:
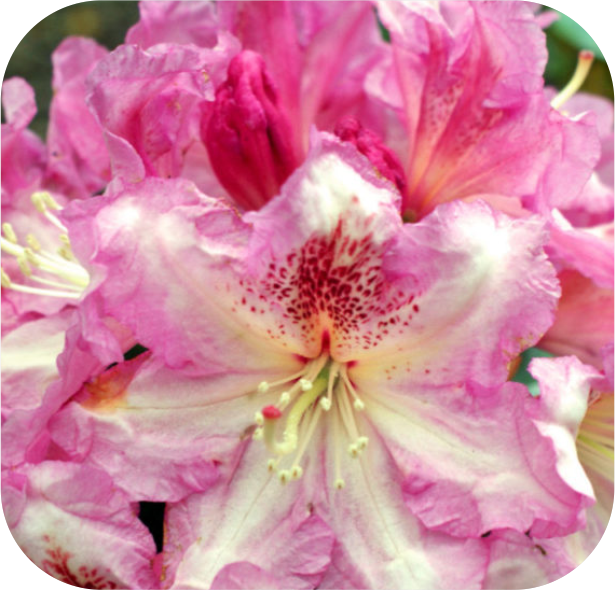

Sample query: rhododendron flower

[40,133,598,588]
[1,2,613,589]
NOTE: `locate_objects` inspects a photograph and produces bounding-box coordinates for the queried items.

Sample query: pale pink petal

[557,92,614,227]
[2,462,158,589]
[360,375,594,539]
[48,353,296,501]
[315,423,488,589]
[164,442,334,590]
[361,199,559,384]
[44,37,110,198]
[482,529,573,589]
[539,270,614,368]
[126,0,219,49]
[546,212,613,289]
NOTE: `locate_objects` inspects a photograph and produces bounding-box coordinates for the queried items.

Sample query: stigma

[551,50,594,111]
[1,191,89,299]
[252,353,369,490]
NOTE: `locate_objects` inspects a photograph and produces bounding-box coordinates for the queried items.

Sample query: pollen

[251,353,370,490]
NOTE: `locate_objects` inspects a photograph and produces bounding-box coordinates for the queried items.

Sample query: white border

[1,1,613,589]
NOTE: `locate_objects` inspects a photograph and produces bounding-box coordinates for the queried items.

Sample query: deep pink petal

[377,1,598,218]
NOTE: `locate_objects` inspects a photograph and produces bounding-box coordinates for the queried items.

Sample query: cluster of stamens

[1,192,89,299]
[252,353,369,490]
[577,392,614,483]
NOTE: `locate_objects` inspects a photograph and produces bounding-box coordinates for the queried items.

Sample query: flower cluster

[1,2,613,589]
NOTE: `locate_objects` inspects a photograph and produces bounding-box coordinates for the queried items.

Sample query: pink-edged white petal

[48,353,300,502]
[315,421,488,589]
[357,373,594,539]
[163,442,334,590]
[367,199,559,384]
[2,462,158,589]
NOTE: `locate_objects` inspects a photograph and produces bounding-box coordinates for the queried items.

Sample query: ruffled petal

[361,199,559,384]
[44,37,110,198]
[86,39,239,194]
[2,462,158,589]
[48,354,297,501]
[315,422,488,589]
[359,374,594,539]
[163,442,334,590]
[377,1,597,218]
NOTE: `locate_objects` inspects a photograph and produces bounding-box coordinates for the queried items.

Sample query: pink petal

[3,462,158,589]
[86,39,239,194]
[539,270,613,368]
[370,199,559,385]
[126,0,219,49]
[377,1,598,219]
[164,442,334,589]
[44,37,110,198]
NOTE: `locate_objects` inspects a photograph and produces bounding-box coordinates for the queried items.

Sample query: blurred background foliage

[3,1,613,136]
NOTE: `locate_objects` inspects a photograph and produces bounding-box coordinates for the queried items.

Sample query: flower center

[252,353,368,490]
[1,192,89,299]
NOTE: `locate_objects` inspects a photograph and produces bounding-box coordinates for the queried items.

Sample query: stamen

[26,234,41,251]
[252,428,264,440]
[1,268,12,288]
[257,382,270,393]
[334,478,346,490]
[278,469,291,484]
[17,255,32,277]
[278,391,291,409]
[551,50,595,110]
[254,411,264,426]
[267,458,279,472]
[300,378,313,391]
[2,223,17,244]
[340,365,366,411]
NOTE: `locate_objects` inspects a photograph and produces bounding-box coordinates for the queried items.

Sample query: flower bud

[204,50,300,211]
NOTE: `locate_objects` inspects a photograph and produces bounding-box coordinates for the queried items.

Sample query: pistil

[551,50,594,110]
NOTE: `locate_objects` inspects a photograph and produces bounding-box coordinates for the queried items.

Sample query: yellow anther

[2,223,17,244]
[24,248,39,266]
[254,411,264,426]
[319,397,332,411]
[17,255,32,277]
[348,443,360,458]
[334,478,346,490]
[278,391,290,408]
[252,427,264,441]
[267,458,278,472]
[357,436,369,451]
[257,381,270,393]
[43,193,62,210]
[302,378,315,391]
[26,234,41,251]
[60,234,71,245]
[31,192,47,213]
[278,470,291,484]
[353,399,365,411]
[290,465,303,480]
[1,268,12,288]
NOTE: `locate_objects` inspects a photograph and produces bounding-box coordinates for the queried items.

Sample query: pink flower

[49,134,596,588]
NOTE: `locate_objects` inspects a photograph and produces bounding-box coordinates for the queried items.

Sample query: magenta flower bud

[334,117,407,199]
[204,50,300,211]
